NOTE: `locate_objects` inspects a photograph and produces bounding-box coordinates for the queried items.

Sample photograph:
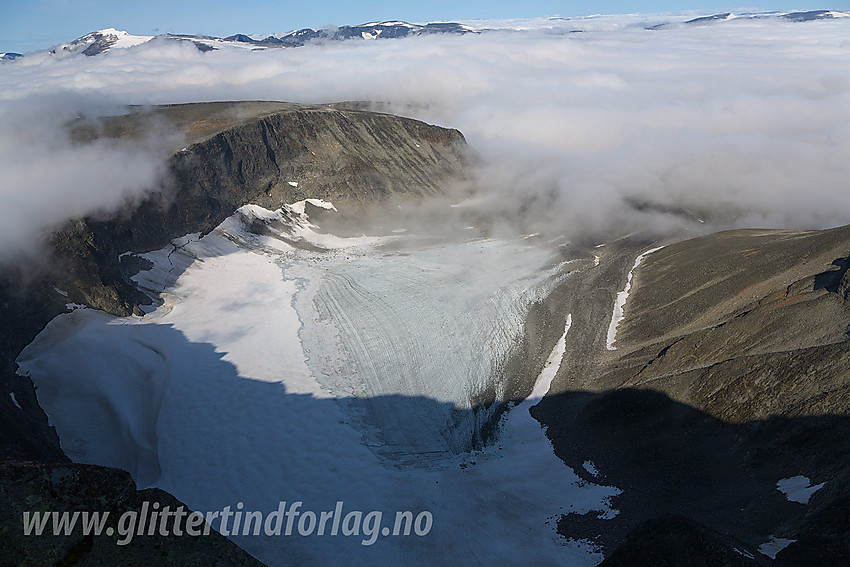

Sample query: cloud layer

[0,94,177,260]
[2,15,849,255]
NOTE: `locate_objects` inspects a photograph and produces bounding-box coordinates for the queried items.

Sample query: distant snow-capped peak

[47,28,152,57]
[33,20,478,58]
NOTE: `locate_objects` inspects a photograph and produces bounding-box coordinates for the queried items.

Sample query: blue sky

[1,0,845,53]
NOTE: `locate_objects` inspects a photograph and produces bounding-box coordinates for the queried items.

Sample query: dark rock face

[50,30,121,57]
[529,226,850,564]
[599,514,768,567]
[0,265,70,464]
[223,34,255,43]
[0,462,264,566]
[841,272,850,302]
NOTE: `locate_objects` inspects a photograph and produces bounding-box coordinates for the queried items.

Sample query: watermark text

[23,501,433,546]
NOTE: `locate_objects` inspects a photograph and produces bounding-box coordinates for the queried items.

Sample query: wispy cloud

[0,93,176,260]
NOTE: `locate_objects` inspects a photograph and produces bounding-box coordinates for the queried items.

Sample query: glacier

[17,203,620,565]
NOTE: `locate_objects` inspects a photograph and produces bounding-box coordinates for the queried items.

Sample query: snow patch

[583,460,600,478]
[759,536,796,559]
[527,314,571,402]
[605,247,663,350]
[777,476,825,504]
[362,21,417,28]
[284,198,337,215]
[9,392,22,410]
[109,30,154,50]
[243,201,386,250]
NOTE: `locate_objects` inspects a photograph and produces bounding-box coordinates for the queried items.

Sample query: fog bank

[1,14,849,255]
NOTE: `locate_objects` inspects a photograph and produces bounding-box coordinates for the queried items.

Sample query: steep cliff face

[59,101,468,316]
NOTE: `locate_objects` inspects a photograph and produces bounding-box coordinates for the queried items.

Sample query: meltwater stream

[17,204,620,565]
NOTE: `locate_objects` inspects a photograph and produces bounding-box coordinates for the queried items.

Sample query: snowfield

[17,204,620,565]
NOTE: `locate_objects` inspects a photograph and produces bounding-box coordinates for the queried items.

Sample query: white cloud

[0,94,177,260]
[1,15,849,255]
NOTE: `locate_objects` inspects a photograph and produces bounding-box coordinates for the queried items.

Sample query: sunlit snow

[605,247,662,350]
